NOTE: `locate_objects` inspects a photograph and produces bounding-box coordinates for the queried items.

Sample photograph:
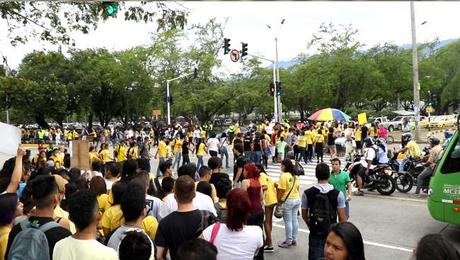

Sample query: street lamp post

[410,1,421,141]
[267,18,285,123]
[165,69,196,126]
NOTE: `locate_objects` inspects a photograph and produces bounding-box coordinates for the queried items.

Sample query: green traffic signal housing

[223,38,231,55]
[102,1,118,16]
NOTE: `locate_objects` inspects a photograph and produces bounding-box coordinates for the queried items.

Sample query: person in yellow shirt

[256,164,277,251]
[315,129,325,163]
[276,159,300,248]
[102,182,127,236]
[115,140,127,163]
[90,176,110,213]
[89,146,102,165]
[171,135,183,170]
[397,134,422,173]
[99,143,112,163]
[154,137,168,177]
[0,193,21,260]
[297,131,308,163]
[305,127,314,162]
[354,125,362,153]
[195,138,207,171]
[127,141,138,160]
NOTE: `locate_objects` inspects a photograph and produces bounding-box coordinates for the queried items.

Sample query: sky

[1,1,459,74]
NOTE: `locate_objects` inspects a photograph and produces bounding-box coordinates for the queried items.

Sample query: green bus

[428,115,460,225]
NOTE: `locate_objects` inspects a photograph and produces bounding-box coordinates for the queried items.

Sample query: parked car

[430,115,457,128]
[387,116,414,131]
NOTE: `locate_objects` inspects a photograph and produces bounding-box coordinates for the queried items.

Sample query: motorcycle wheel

[395,172,413,193]
[376,174,396,195]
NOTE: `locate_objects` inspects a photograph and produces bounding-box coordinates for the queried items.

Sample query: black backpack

[305,187,339,237]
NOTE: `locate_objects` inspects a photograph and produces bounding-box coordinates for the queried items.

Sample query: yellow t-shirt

[0,226,11,260]
[89,152,100,164]
[259,172,277,206]
[173,139,183,153]
[142,216,159,241]
[298,136,307,148]
[200,130,206,138]
[158,141,167,158]
[197,143,206,156]
[54,205,77,234]
[315,134,325,144]
[369,127,376,137]
[97,194,110,212]
[116,145,127,162]
[305,130,313,145]
[354,128,362,142]
[127,147,138,160]
[100,149,111,162]
[102,205,125,232]
[406,140,421,158]
[278,172,299,200]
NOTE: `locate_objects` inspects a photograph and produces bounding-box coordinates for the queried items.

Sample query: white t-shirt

[207,138,220,152]
[160,192,217,218]
[53,236,118,260]
[202,223,263,260]
[104,178,116,192]
[146,194,163,221]
[360,147,376,169]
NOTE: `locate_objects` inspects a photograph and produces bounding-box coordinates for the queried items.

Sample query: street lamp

[410,2,425,142]
[165,68,197,126]
[267,18,285,123]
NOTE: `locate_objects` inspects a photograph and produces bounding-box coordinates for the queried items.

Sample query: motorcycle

[346,155,396,196]
[389,147,431,193]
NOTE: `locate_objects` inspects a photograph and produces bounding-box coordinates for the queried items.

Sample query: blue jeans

[283,198,300,244]
[173,153,182,169]
[197,155,204,171]
[156,157,165,177]
[220,147,229,168]
[253,151,261,164]
[308,234,327,260]
[398,157,410,172]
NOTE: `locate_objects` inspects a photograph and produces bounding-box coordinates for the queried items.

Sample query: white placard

[0,122,21,156]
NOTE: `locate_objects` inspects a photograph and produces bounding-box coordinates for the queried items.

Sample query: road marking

[272,223,414,253]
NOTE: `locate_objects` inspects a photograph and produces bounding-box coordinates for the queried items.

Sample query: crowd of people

[0,118,458,260]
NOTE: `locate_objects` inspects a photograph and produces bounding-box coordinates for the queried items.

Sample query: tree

[0,1,188,46]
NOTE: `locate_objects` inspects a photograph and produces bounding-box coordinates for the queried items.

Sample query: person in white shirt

[206,133,221,157]
[160,163,217,218]
[201,188,263,260]
[53,190,117,260]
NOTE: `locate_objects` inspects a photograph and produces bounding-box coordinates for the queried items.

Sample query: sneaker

[354,190,364,196]
[263,246,274,253]
[278,242,291,248]
[291,240,297,246]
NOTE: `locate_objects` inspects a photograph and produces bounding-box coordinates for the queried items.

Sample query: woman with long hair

[219,132,230,168]
[324,222,365,260]
[277,159,300,248]
[194,138,207,171]
[255,163,277,253]
[201,189,263,260]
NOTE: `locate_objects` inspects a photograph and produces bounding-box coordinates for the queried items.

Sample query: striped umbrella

[308,108,350,122]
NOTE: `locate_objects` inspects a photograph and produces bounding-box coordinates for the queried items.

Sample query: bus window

[441,134,460,174]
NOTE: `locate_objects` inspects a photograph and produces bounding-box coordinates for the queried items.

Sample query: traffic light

[102,2,118,16]
[193,68,198,79]
[269,83,275,96]
[241,43,248,57]
[223,38,231,55]
[276,81,282,96]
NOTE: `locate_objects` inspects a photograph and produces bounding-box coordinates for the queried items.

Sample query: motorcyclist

[354,137,377,196]
[414,137,443,195]
[397,133,422,173]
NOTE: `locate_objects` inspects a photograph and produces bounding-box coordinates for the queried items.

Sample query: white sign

[0,122,21,156]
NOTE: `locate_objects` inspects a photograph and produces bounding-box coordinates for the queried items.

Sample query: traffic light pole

[275,37,282,123]
[166,72,194,126]
[243,53,278,122]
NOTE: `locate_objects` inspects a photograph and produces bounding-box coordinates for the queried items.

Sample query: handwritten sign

[0,122,21,156]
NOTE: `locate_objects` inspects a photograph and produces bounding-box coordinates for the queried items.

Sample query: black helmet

[430,137,440,146]
[363,137,374,148]
[402,133,412,143]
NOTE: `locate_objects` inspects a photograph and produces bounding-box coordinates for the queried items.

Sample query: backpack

[371,147,379,165]
[305,188,339,237]
[294,161,305,175]
[7,217,61,260]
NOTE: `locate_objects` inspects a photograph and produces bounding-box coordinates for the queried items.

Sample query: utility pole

[165,68,197,126]
[410,1,421,141]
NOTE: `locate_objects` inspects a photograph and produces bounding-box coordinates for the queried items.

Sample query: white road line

[272,223,414,253]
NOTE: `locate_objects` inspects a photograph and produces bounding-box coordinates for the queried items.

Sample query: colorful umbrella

[308,108,350,122]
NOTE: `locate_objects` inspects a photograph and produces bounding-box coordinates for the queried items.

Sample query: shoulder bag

[274,174,297,218]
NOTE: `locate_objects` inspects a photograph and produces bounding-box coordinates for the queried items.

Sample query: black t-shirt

[209,172,230,187]
[182,140,189,155]
[6,216,72,260]
[154,210,203,260]
[233,154,247,182]
[253,138,261,151]
[243,137,252,151]
[361,126,368,140]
